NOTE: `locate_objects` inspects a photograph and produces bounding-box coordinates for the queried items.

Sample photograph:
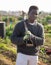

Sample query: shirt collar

[29,20,37,25]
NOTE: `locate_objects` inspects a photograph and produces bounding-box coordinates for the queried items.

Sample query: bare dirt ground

[0,54,50,65]
[0,49,51,65]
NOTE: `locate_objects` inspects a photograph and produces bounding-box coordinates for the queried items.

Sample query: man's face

[28,9,38,22]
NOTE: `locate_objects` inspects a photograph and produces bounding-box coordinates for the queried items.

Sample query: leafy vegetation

[0,14,51,65]
[6,24,14,37]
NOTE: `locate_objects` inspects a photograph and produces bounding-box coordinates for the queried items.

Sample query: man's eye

[34,13,37,15]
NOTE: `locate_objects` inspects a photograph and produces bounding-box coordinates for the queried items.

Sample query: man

[11,5,44,65]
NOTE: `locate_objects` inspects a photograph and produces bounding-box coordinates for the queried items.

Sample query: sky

[0,0,51,13]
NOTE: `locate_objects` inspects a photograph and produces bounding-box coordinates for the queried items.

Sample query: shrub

[44,25,51,33]
[6,24,14,37]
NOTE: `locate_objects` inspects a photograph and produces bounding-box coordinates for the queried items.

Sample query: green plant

[6,24,14,37]
[0,37,16,54]
[44,25,51,33]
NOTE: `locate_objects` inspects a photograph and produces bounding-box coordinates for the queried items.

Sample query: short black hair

[28,5,38,13]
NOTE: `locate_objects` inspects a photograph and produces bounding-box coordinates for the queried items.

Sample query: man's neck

[27,19,37,25]
[28,19,35,23]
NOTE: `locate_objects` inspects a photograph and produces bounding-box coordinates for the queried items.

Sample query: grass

[0,43,16,54]
[44,33,51,46]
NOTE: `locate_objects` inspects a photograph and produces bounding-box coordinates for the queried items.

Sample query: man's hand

[23,30,34,46]
[23,31,31,40]
[25,30,31,35]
